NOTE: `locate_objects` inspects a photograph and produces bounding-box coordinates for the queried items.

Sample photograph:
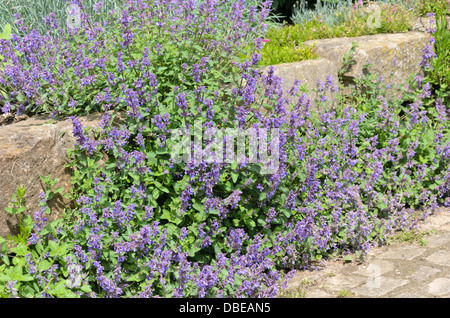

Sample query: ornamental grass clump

[1,0,450,298]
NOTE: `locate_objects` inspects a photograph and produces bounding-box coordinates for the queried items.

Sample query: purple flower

[224,190,242,209]
[419,39,437,69]
[265,207,277,228]
[180,184,194,212]
[43,12,58,29]
[7,281,18,297]
[26,253,36,274]
[227,228,248,250]
[69,116,97,154]
[93,1,103,14]
[1,102,11,114]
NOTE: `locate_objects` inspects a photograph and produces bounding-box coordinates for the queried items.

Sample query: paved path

[284,207,450,298]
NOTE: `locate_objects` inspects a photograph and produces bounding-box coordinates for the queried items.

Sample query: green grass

[337,288,355,298]
[388,229,439,246]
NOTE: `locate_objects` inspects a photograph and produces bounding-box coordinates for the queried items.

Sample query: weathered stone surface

[425,251,450,267]
[353,277,409,297]
[423,233,450,248]
[305,290,333,298]
[303,32,433,96]
[0,113,29,126]
[256,59,339,112]
[324,274,366,292]
[394,292,426,298]
[354,260,394,276]
[0,112,122,239]
[408,266,441,282]
[378,246,426,261]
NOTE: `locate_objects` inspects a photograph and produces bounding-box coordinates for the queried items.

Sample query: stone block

[378,246,426,261]
[0,112,124,239]
[428,278,450,296]
[426,251,450,267]
[303,32,433,98]
[353,277,409,297]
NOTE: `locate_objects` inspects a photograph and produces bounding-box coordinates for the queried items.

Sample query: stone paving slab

[426,251,450,267]
[283,207,450,298]
[395,292,426,298]
[408,266,441,282]
[354,260,394,276]
[353,277,409,297]
[324,274,367,292]
[424,233,450,248]
[378,246,426,261]
[428,278,450,296]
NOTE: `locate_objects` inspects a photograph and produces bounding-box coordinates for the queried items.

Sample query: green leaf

[39,260,53,272]
[0,24,12,40]
[54,186,64,194]
[4,207,17,215]
[155,181,169,193]
[0,266,34,282]
[257,218,266,227]
[16,206,27,214]
[80,285,92,293]
[232,219,240,227]
[1,244,10,266]
[48,281,77,298]
[152,188,160,200]
[244,218,256,229]
[10,243,28,256]
[161,209,172,221]
[21,284,35,297]
[343,255,352,263]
